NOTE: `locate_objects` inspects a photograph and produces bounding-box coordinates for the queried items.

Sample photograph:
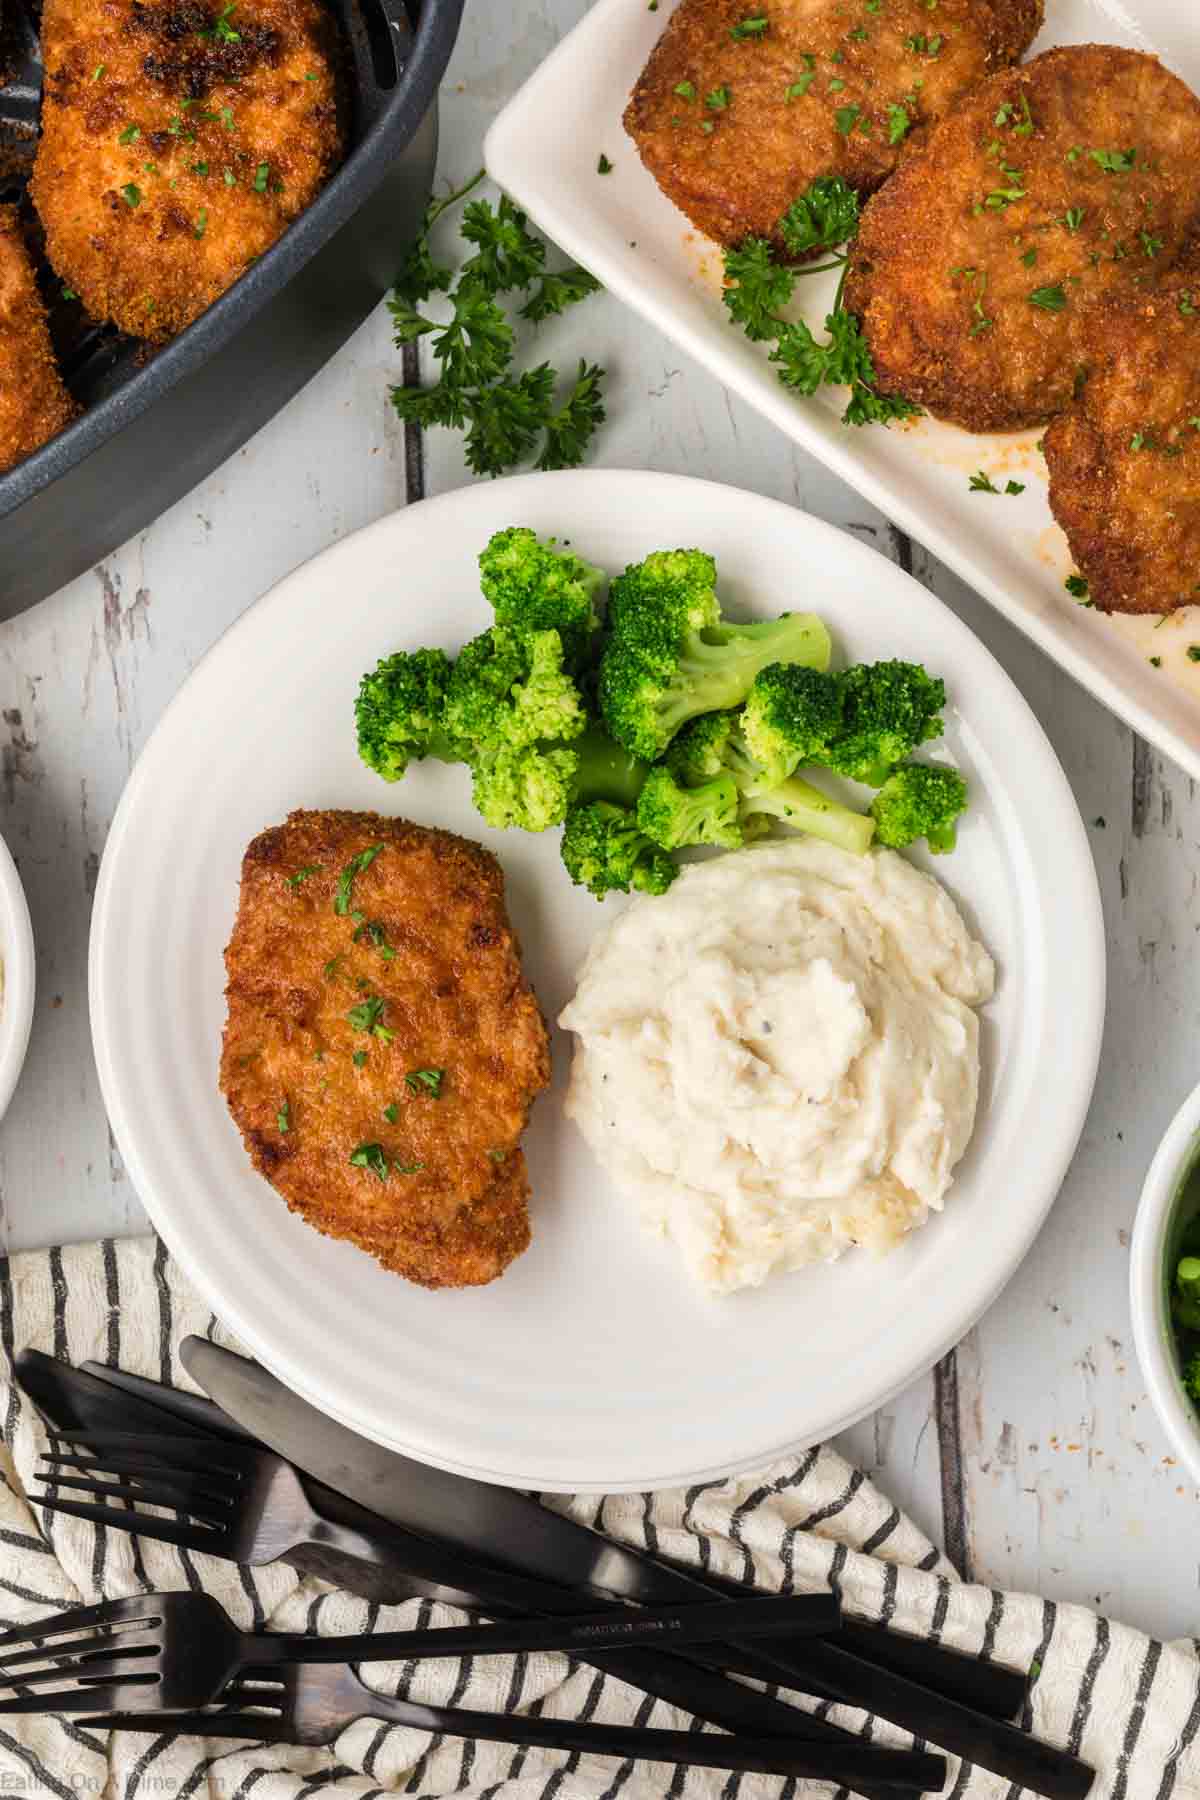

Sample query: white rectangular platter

[485,0,1200,777]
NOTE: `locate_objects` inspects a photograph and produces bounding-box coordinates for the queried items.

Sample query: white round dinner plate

[90,470,1105,1492]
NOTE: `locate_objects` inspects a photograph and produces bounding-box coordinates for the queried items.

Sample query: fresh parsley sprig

[721,177,920,428]
[390,172,605,477]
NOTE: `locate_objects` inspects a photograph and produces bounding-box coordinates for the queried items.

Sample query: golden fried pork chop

[0,208,74,474]
[844,46,1200,431]
[31,0,344,340]
[1043,281,1200,615]
[624,0,1041,251]
[220,811,551,1289]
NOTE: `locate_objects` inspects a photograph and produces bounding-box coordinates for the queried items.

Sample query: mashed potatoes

[559,840,994,1294]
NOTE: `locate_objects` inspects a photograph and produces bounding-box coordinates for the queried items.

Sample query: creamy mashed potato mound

[559,840,995,1294]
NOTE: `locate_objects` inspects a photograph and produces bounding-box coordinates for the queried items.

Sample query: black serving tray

[0,0,464,615]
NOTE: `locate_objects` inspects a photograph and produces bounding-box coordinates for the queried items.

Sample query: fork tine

[40,1451,236,1498]
[0,1653,158,1689]
[0,1631,156,1672]
[32,1494,222,1551]
[87,1710,289,1741]
[47,1433,247,1476]
[37,1471,232,1521]
[0,1598,161,1651]
[0,1680,159,1713]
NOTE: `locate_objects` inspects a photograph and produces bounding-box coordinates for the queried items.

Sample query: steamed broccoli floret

[1175,1257,1200,1333]
[561,801,678,898]
[824,661,946,786]
[355,647,465,782]
[636,765,742,851]
[1183,1349,1200,1403]
[443,626,587,752]
[471,727,650,833]
[598,549,832,762]
[668,710,875,858]
[870,764,968,854]
[741,664,845,784]
[478,528,605,664]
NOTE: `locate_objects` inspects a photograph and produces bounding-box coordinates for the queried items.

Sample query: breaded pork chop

[0,208,74,474]
[844,46,1200,432]
[624,0,1041,251]
[220,810,551,1289]
[1043,282,1200,615]
[31,0,344,340]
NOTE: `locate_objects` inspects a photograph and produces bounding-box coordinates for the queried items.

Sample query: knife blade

[182,1340,1094,1800]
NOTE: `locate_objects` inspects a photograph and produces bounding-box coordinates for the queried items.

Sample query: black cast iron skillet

[0,0,464,615]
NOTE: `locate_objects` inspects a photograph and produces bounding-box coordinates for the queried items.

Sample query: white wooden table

[1,0,1195,1649]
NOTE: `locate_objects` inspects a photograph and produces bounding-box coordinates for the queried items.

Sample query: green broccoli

[1182,1349,1200,1403]
[870,764,968,854]
[742,659,946,790]
[1175,1257,1200,1333]
[636,765,742,851]
[354,647,465,782]
[668,710,875,857]
[741,664,844,784]
[560,801,678,898]
[443,625,587,752]
[471,727,649,833]
[824,661,946,786]
[478,527,605,664]
[598,548,832,762]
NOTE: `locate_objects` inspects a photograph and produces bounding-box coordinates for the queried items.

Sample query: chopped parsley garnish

[276,1098,290,1134]
[405,1067,445,1098]
[995,93,1035,135]
[673,81,695,99]
[220,106,236,130]
[334,843,383,915]
[118,124,140,144]
[92,63,106,80]
[210,2,241,40]
[785,72,816,98]
[706,85,731,110]
[224,169,237,186]
[905,33,941,55]
[352,1050,367,1068]
[347,996,394,1043]
[952,265,991,337]
[980,165,1025,211]
[287,864,321,890]
[834,103,863,135]
[828,78,846,92]
[349,1142,390,1181]
[1188,647,1200,663]
[1063,207,1084,232]
[866,0,881,10]
[304,70,318,79]
[383,1102,399,1123]
[730,14,768,37]
[194,209,207,238]
[121,184,142,209]
[1149,656,1162,669]
[61,285,77,300]
[323,956,342,982]
[887,103,911,145]
[1066,145,1083,163]
[1065,574,1090,599]
[597,153,613,173]
[969,470,1001,492]
[1130,430,1151,450]
[1020,247,1037,267]
[489,1148,507,1162]
[1140,230,1164,258]
[1029,283,1067,312]
[1181,294,1197,317]
[395,1160,424,1174]
[1090,147,1137,174]
[352,918,396,960]
[192,161,209,175]
[253,162,270,192]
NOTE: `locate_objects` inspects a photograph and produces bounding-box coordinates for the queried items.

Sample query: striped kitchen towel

[0,1237,1194,1800]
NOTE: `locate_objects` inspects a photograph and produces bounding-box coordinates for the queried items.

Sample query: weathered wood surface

[0,0,1194,1646]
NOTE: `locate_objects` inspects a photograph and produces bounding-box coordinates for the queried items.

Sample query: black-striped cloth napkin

[0,1237,1194,1799]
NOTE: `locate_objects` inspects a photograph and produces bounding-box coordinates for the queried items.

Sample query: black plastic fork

[76,1661,943,1787]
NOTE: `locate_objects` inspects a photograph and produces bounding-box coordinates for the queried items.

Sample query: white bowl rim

[0,835,35,1126]
[1130,1081,1200,1489]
